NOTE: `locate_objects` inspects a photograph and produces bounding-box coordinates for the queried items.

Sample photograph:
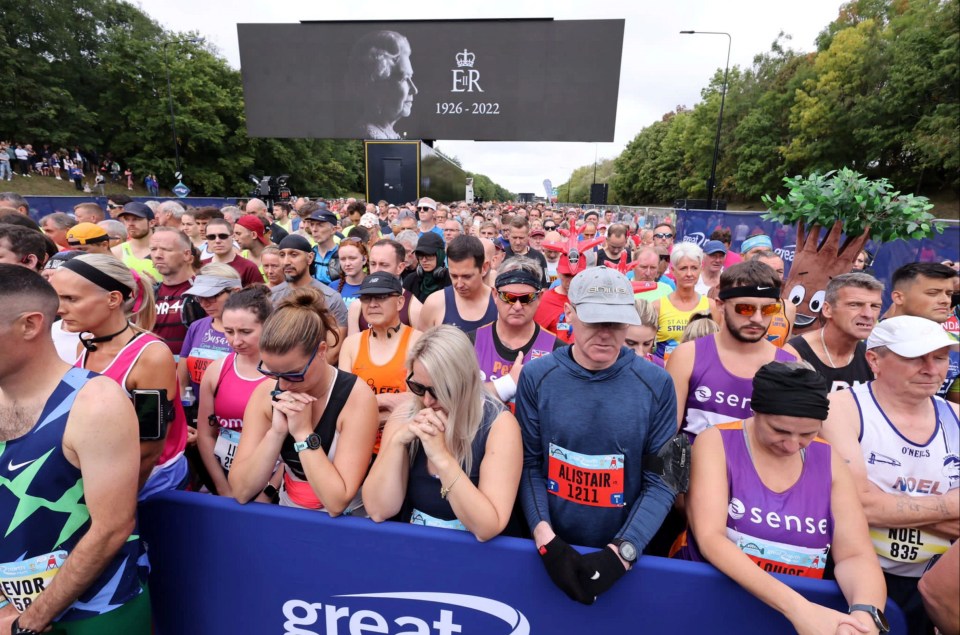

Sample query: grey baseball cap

[568,267,641,326]
[185,274,242,298]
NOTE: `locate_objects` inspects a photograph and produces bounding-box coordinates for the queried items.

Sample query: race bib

[727,528,828,579]
[871,527,950,572]
[0,551,67,613]
[410,508,467,532]
[214,428,241,472]
[547,443,624,507]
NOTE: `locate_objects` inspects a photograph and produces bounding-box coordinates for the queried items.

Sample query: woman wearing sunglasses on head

[229,288,378,513]
[363,325,523,541]
[196,285,279,500]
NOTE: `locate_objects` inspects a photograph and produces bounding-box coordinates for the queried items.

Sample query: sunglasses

[257,347,318,382]
[659,254,671,262]
[359,293,399,303]
[417,207,433,211]
[732,302,781,317]
[654,233,674,239]
[543,224,557,231]
[497,290,540,305]
[206,233,231,241]
[406,373,438,401]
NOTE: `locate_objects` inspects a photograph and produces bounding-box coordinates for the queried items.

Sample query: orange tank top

[352,326,413,454]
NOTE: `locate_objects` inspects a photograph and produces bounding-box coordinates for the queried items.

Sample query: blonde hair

[73,254,156,331]
[198,262,240,280]
[260,287,340,356]
[680,314,720,343]
[634,298,657,328]
[403,325,492,475]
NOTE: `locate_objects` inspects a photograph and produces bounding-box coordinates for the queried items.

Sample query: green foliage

[466,172,514,202]
[557,158,618,204]
[761,168,941,242]
[584,0,958,208]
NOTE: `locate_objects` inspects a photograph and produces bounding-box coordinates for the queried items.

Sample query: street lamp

[680,30,731,210]
[162,37,201,181]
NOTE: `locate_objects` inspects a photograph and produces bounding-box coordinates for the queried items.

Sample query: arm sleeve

[516,365,552,531]
[617,374,678,550]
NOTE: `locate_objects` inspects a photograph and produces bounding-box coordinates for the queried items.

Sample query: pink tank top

[211,353,268,431]
[76,332,187,467]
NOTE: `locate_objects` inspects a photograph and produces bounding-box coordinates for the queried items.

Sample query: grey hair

[824,272,885,306]
[98,220,126,242]
[0,192,28,212]
[42,212,76,230]
[670,241,704,267]
[158,200,187,220]
[498,255,543,283]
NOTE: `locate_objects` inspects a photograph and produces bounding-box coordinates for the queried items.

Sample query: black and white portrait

[346,30,418,140]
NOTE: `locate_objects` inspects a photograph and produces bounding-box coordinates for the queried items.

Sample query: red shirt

[201,254,263,287]
[534,288,573,344]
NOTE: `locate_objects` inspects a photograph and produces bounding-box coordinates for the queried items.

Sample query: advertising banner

[238,20,624,141]
[139,492,906,634]
[675,210,959,312]
[23,196,237,222]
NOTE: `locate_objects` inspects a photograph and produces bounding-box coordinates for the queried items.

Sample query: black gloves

[579,546,627,598]
[538,538,629,605]
[538,536,595,604]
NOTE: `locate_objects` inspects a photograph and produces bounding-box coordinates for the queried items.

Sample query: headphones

[416,251,447,280]
[370,323,403,339]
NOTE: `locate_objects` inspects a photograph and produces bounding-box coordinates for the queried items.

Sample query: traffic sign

[172,182,190,198]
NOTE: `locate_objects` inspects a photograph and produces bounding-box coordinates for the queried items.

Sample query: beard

[726,319,769,343]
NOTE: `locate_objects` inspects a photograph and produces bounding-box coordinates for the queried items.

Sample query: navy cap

[359,272,403,296]
[703,240,727,255]
[118,202,154,220]
[307,210,338,225]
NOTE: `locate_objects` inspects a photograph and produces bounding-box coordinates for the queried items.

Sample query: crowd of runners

[0,192,957,635]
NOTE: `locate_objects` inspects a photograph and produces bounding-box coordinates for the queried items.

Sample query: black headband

[718,285,781,301]
[495,269,543,291]
[59,258,132,300]
[751,362,830,421]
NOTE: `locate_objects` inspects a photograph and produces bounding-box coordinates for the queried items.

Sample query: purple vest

[473,323,557,408]
[683,422,834,579]
[683,334,795,436]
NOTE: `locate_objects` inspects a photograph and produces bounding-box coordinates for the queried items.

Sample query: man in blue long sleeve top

[516,266,679,604]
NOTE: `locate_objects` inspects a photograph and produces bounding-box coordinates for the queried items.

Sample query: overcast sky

[137,0,845,196]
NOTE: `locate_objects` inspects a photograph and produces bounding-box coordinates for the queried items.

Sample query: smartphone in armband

[133,389,170,441]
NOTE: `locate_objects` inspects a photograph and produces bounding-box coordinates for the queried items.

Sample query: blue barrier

[675,210,960,312]
[20,196,238,221]
[138,491,906,634]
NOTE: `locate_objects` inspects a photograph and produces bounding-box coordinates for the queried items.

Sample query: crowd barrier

[138,491,906,634]
[22,195,237,220]
[676,210,960,312]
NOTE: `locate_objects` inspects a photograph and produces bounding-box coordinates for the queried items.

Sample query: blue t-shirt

[329,281,362,308]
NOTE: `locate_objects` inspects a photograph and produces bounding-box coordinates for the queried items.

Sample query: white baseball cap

[866,315,959,357]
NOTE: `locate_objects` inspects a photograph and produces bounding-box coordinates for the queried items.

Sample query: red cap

[557,253,587,276]
[236,215,269,245]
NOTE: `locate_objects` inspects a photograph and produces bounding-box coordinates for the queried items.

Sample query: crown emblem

[455,49,476,68]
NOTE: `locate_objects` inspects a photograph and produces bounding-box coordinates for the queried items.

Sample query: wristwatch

[848,604,890,633]
[293,433,322,453]
[11,617,43,635]
[611,538,638,564]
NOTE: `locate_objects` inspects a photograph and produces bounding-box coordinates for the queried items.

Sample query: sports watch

[611,538,638,564]
[293,433,322,453]
[11,617,43,635]
[848,604,890,633]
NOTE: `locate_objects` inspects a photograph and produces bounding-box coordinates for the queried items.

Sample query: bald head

[479,237,496,266]
[246,198,268,215]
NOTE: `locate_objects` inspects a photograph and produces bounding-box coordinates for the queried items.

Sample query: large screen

[238,19,624,142]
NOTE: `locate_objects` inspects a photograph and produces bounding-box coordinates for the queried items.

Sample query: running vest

[182,317,231,395]
[119,242,160,282]
[358,289,413,331]
[939,314,959,399]
[353,326,413,396]
[656,294,710,359]
[471,323,559,412]
[405,397,503,530]
[852,382,959,577]
[0,368,142,620]
[210,353,268,472]
[765,305,791,348]
[279,370,359,510]
[683,334,796,436]
[680,421,834,579]
[788,336,873,393]
[76,332,187,469]
[442,286,498,332]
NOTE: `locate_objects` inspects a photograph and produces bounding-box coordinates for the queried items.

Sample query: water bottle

[181,386,195,408]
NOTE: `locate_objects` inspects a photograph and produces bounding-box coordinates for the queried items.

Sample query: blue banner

[138,492,906,634]
[22,196,238,221]
[675,210,960,312]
